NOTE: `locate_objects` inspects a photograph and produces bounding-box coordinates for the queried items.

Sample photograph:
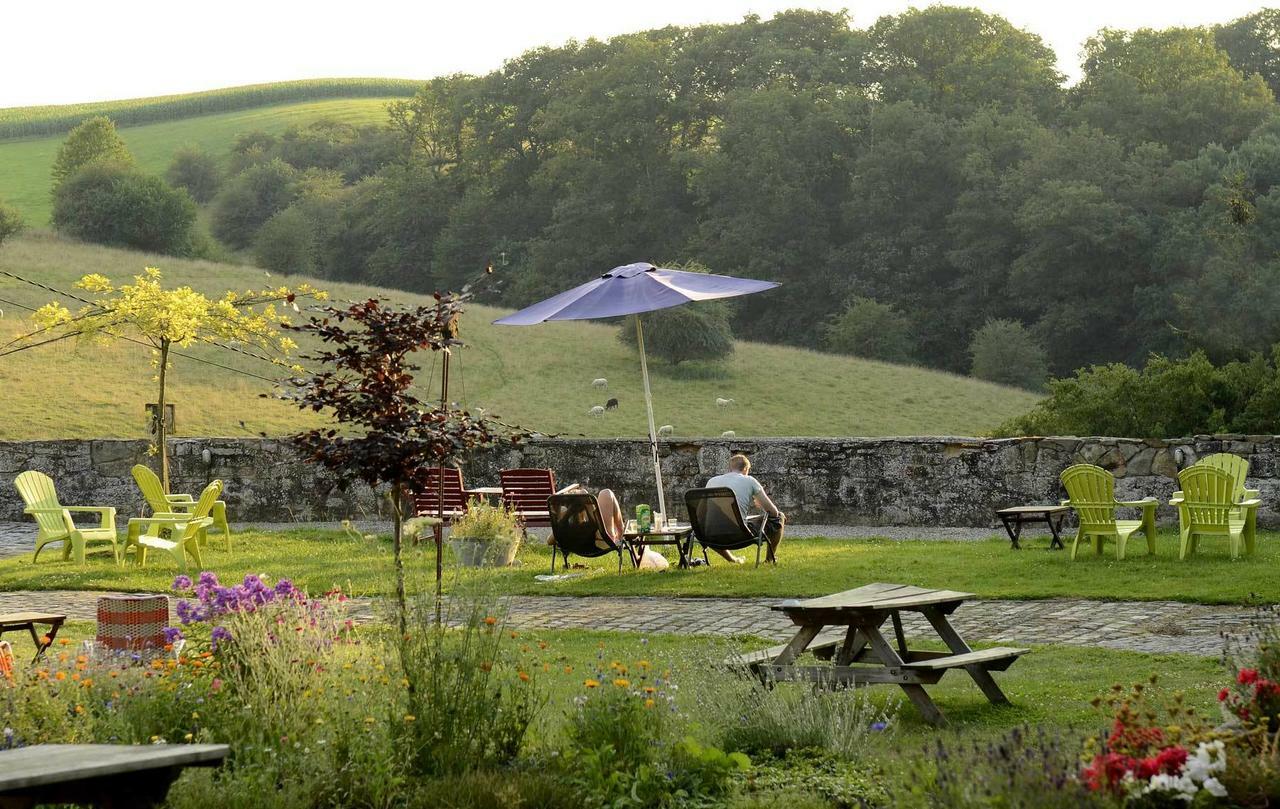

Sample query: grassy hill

[0,97,405,225]
[0,232,1041,440]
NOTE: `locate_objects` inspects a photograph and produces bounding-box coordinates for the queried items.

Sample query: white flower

[1203,777,1228,798]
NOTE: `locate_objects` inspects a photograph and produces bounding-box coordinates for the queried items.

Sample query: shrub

[619,304,735,366]
[0,201,24,247]
[50,116,134,189]
[970,318,1049,390]
[51,162,197,255]
[210,158,298,248]
[823,296,915,362]
[254,207,316,275]
[165,145,222,203]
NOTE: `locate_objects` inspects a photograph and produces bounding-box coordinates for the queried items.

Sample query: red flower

[1219,687,1231,702]
[1239,668,1260,685]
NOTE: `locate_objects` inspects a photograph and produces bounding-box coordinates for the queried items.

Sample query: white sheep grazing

[587,405,606,417]
[715,397,735,408]
[721,430,736,438]
[591,378,608,389]
[657,424,674,437]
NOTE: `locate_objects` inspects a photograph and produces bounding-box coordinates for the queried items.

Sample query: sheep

[591,378,608,389]
[587,405,606,417]
[721,430,736,438]
[657,424,674,437]
[715,397,735,408]
[605,397,619,410]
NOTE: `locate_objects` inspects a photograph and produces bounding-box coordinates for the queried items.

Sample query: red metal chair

[414,467,474,525]
[500,468,577,531]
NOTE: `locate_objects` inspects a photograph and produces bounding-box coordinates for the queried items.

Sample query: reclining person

[706,453,786,564]
[557,485,669,569]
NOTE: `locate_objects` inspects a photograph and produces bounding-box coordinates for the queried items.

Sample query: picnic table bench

[0,743,229,808]
[740,583,1026,726]
[0,612,66,662]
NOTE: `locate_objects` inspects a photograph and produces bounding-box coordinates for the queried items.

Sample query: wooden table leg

[923,607,1010,705]
[835,626,869,665]
[860,618,946,726]
[1048,514,1066,550]
[999,514,1020,549]
[773,625,823,667]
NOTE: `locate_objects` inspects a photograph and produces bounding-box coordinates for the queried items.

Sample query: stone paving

[0,588,1253,657]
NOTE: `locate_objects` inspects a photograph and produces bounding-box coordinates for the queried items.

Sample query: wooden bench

[0,743,228,808]
[902,647,1026,671]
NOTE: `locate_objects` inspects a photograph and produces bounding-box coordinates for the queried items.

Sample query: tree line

[34,7,1280,390]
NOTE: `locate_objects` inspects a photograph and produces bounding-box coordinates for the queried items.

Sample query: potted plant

[448,498,523,567]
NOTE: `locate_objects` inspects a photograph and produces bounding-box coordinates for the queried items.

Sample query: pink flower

[210,678,222,693]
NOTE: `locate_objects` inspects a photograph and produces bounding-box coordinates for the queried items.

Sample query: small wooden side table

[0,612,66,662]
[996,505,1071,550]
[624,522,695,569]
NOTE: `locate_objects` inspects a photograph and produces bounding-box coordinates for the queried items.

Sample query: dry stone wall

[3,435,1280,527]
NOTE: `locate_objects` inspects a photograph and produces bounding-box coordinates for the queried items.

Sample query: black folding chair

[547,493,629,573]
[685,487,769,568]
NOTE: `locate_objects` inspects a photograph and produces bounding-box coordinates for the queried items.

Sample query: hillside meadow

[0,97,401,225]
[0,233,1040,439]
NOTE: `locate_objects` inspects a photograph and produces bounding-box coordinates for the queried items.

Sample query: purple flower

[172,575,192,591]
[162,626,184,644]
[197,571,219,589]
[274,579,295,597]
[210,626,233,649]
[870,721,888,732]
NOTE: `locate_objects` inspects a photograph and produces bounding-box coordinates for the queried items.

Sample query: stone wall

[3,435,1280,527]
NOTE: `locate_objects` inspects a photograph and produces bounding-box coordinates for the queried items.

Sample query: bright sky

[1,0,1270,108]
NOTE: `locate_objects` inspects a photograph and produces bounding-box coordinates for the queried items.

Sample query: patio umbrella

[493,262,779,521]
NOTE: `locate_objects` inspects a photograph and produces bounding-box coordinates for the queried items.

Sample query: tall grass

[0,79,421,140]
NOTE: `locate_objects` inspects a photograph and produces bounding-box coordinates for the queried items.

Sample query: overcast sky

[1,0,1270,108]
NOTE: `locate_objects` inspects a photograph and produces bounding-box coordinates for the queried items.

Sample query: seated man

[706,453,786,564]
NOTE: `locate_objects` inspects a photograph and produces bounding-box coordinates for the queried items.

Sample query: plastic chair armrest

[165,494,195,502]
[1170,491,1184,505]
[62,506,116,515]
[1245,489,1261,500]
[1117,498,1157,507]
[147,511,201,520]
[1239,498,1262,507]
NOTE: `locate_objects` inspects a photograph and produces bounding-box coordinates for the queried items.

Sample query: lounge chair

[125,481,222,571]
[14,471,119,565]
[1060,464,1158,561]
[1170,453,1259,546]
[684,487,769,568]
[500,468,579,533]
[132,464,232,551]
[414,467,474,525]
[546,492,629,573]
[1172,465,1258,559]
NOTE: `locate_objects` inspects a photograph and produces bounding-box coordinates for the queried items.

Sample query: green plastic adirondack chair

[1171,453,1260,544]
[1060,464,1158,561]
[1173,465,1258,560]
[131,464,232,551]
[14,471,119,565]
[125,480,222,572]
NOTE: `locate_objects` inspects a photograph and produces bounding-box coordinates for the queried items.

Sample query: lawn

[0,528,1272,605]
[0,97,402,225]
[0,234,1039,440]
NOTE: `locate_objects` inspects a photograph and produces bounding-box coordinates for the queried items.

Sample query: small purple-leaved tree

[281,295,517,630]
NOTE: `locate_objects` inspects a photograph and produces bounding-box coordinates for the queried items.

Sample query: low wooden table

[996,505,1071,549]
[624,522,695,569]
[741,583,1027,726]
[0,743,229,809]
[0,612,66,662]
[468,486,504,498]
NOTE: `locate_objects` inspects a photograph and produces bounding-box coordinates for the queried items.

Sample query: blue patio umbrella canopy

[494,262,779,521]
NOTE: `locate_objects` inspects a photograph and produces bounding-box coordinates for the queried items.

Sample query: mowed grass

[0,97,401,225]
[0,233,1040,439]
[0,528,1271,605]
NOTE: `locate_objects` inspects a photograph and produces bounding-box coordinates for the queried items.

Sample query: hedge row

[0,78,422,140]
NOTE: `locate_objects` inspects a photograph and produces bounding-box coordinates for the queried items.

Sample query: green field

[0,97,402,225]
[0,233,1039,440]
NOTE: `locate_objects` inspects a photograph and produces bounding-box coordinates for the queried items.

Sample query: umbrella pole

[635,315,668,522]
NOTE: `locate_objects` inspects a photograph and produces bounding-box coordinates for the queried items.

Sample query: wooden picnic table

[624,521,695,568]
[0,612,66,663]
[0,743,229,808]
[996,504,1071,550]
[742,583,1027,726]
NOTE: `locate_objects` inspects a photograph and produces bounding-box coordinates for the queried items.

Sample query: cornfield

[0,78,422,140]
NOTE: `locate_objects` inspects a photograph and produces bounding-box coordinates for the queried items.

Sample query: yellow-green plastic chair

[131,464,231,551]
[1171,453,1259,544]
[14,471,119,565]
[1173,465,1258,560]
[126,480,222,572]
[1060,464,1158,561]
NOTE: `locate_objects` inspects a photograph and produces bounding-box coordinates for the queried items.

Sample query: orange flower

[613,678,630,688]
[76,655,87,664]
[54,671,66,681]
[564,665,573,674]
[74,704,85,714]
[58,638,69,646]
[39,634,51,645]
[483,616,497,626]
[510,631,518,639]
[644,698,656,709]
[643,686,657,694]
[518,671,530,682]
[479,662,492,672]
[584,679,600,688]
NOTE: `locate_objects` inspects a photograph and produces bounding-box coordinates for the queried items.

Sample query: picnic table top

[997,504,1071,515]
[0,612,65,626]
[0,744,229,792]
[773,582,974,615]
